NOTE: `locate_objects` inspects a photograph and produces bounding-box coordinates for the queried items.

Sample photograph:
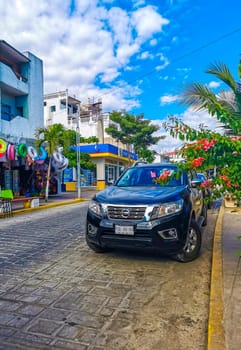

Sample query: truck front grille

[107,205,146,220]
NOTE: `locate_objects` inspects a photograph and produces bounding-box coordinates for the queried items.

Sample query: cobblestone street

[0,203,217,350]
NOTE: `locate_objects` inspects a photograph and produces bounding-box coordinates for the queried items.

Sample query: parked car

[86,163,207,262]
[132,159,148,167]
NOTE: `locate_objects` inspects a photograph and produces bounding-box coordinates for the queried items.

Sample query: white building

[44,93,137,190]
[44,90,80,130]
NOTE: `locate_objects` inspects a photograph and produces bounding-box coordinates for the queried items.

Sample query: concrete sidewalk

[208,204,241,350]
[10,187,97,214]
[222,207,241,350]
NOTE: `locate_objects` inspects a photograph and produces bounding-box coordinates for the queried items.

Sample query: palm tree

[181,61,241,135]
[35,124,65,202]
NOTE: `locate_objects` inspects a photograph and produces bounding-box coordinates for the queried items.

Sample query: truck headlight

[88,200,103,217]
[151,199,183,219]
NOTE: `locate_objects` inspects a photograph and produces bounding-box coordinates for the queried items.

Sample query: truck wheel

[201,203,208,227]
[85,235,108,253]
[174,220,202,262]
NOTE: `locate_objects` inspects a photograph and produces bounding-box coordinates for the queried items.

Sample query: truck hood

[94,185,188,205]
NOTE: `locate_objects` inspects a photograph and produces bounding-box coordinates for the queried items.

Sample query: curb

[11,198,86,216]
[207,204,225,349]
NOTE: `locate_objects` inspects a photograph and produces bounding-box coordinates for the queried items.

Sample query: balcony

[0,62,29,95]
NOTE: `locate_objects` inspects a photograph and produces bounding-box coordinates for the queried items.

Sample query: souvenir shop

[0,138,68,197]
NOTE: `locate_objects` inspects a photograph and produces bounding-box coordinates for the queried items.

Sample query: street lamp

[76,125,81,198]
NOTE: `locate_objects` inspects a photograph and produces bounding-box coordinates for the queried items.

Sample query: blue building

[0,40,44,194]
[0,40,43,140]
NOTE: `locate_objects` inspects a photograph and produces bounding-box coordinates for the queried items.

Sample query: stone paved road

[0,204,218,350]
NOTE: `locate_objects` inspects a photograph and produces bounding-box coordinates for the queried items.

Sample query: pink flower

[200,180,210,188]
[231,136,241,141]
[197,139,217,151]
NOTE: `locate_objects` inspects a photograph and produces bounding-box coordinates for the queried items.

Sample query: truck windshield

[116,166,184,187]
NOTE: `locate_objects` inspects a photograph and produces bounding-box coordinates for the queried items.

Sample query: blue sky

[1,0,241,150]
[129,0,241,121]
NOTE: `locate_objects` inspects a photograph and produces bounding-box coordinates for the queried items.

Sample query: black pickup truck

[86,163,207,262]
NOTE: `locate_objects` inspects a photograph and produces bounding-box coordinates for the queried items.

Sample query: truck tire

[174,219,202,262]
[201,203,208,227]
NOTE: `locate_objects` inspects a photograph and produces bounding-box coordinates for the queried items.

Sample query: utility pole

[76,105,81,198]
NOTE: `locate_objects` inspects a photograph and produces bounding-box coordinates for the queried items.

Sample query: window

[50,105,56,112]
[60,100,66,109]
[16,106,24,117]
[1,104,11,121]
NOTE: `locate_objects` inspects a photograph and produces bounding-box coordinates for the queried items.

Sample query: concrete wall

[24,51,44,138]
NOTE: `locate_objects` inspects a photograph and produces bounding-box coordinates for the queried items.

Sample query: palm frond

[217,90,237,113]
[180,83,217,111]
[206,62,236,90]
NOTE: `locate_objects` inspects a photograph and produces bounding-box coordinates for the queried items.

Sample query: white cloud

[171,36,178,43]
[160,94,179,105]
[108,7,132,49]
[151,108,221,153]
[137,51,154,60]
[181,108,220,130]
[150,38,158,46]
[0,0,169,112]
[176,67,191,74]
[133,0,146,8]
[155,53,169,71]
[208,81,220,88]
[131,5,169,41]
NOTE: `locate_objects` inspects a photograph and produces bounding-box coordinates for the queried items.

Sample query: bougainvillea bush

[163,116,241,206]
[161,62,241,206]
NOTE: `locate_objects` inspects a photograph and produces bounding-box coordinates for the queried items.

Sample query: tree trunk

[127,143,131,166]
[45,156,52,202]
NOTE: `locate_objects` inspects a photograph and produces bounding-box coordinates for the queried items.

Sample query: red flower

[158,170,171,181]
[220,175,231,187]
[220,174,228,181]
[191,157,205,168]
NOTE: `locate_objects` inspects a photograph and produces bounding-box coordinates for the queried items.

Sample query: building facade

[44,93,137,190]
[0,40,44,195]
[78,100,137,190]
[44,90,80,130]
[0,40,43,141]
